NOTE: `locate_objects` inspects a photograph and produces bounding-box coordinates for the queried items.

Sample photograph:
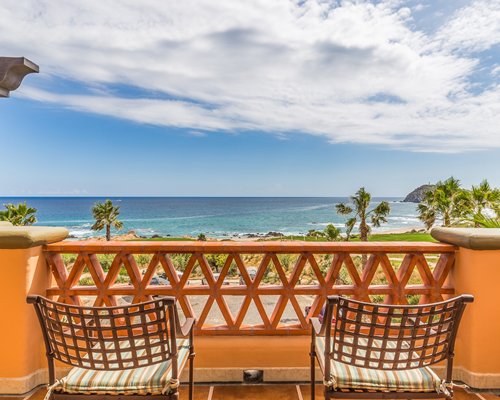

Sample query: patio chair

[27,296,195,400]
[310,295,473,400]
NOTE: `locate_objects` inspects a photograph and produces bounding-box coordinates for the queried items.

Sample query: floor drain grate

[243,369,264,383]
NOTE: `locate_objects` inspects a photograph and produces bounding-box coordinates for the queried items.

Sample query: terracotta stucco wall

[453,248,500,380]
[0,247,48,392]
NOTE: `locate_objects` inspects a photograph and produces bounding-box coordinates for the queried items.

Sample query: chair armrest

[310,317,323,335]
[27,295,41,304]
[461,294,474,303]
[177,317,196,338]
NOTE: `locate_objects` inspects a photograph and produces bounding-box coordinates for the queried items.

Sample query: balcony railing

[44,241,455,335]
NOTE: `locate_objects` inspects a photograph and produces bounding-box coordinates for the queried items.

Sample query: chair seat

[315,337,441,393]
[57,339,190,395]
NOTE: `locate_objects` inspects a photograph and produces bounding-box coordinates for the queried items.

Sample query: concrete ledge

[0,226,68,249]
[431,227,500,250]
[0,368,50,395]
[3,366,498,394]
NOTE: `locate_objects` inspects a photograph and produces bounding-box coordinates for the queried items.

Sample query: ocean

[0,197,423,239]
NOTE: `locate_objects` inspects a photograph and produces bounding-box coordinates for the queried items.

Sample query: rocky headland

[403,184,435,203]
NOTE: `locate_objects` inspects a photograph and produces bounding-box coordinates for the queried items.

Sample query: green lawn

[129,232,435,242]
[262,231,435,242]
[356,232,435,242]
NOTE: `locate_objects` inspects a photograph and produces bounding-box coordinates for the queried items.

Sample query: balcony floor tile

[19,384,496,400]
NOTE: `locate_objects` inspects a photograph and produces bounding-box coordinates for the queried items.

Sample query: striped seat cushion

[315,337,441,392]
[57,339,190,395]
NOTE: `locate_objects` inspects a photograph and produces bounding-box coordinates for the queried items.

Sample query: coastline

[4,197,422,240]
[82,225,427,242]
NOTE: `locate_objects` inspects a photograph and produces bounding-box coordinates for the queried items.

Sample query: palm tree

[335,187,391,241]
[417,177,469,229]
[0,202,37,226]
[197,233,207,241]
[467,180,500,226]
[91,199,123,241]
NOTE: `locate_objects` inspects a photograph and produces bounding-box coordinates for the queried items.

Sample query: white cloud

[1,0,499,152]
[435,0,500,52]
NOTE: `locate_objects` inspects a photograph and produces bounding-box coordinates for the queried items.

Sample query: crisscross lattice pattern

[44,241,456,335]
[330,297,467,370]
[32,296,176,370]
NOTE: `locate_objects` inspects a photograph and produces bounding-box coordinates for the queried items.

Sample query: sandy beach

[375,226,425,234]
[86,225,427,242]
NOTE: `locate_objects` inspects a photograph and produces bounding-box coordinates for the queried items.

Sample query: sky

[0,0,499,197]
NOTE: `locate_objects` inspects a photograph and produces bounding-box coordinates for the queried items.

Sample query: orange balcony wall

[0,225,499,394]
[0,224,68,393]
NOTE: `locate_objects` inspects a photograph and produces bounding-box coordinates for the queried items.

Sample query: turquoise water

[0,197,423,238]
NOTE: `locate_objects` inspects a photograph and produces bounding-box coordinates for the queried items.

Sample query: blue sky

[1,0,499,197]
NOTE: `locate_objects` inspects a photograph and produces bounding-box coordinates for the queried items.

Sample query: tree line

[315,178,500,241]
[0,199,123,241]
[1,178,499,241]
[417,177,500,229]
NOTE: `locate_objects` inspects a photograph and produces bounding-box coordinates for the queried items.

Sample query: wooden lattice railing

[44,241,455,335]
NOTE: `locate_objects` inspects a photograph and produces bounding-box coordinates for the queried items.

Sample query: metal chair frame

[28,296,195,400]
[310,295,473,400]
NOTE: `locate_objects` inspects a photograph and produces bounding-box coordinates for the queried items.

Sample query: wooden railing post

[432,228,500,390]
[0,223,68,395]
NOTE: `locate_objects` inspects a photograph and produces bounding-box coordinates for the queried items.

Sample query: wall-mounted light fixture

[0,57,39,98]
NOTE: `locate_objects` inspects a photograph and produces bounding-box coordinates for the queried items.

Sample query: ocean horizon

[0,197,424,239]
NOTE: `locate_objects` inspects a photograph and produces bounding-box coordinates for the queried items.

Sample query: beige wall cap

[431,227,500,250]
[0,226,68,249]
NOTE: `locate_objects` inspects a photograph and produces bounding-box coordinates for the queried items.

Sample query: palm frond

[335,203,353,215]
[471,214,500,228]
[345,217,357,239]
[0,202,37,226]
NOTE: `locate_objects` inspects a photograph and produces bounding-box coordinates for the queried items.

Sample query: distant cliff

[403,184,436,203]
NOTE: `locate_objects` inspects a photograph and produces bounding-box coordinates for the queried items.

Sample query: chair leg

[310,350,316,400]
[189,355,194,400]
[171,389,180,400]
[189,329,195,400]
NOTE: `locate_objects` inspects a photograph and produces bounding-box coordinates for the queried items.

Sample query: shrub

[370,295,385,303]
[62,254,77,265]
[205,254,225,272]
[277,254,295,272]
[336,267,352,285]
[115,275,131,284]
[170,254,191,272]
[135,254,152,268]
[228,261,238,277]
[307,229,325,238]
[318,254,332,274]
[78,277,94,286]
[97,254,115,272]
[324,224,341,241]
